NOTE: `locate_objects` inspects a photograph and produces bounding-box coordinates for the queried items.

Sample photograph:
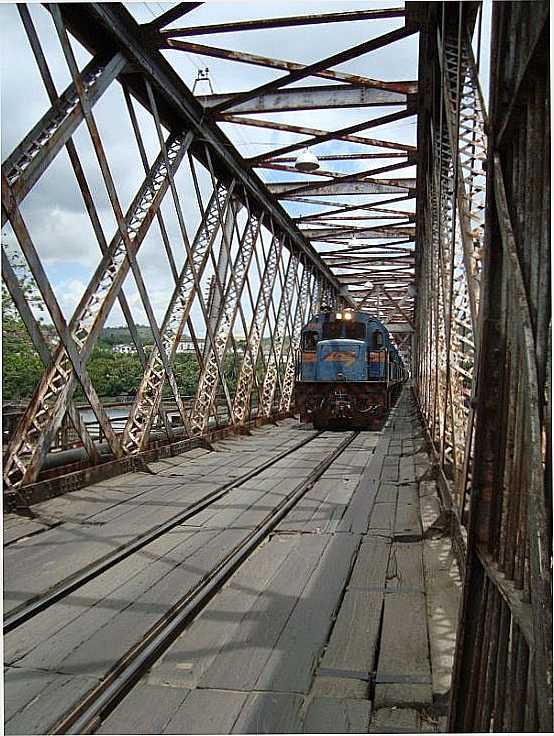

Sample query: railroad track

[44,430,359,735]
[4,427,323,634]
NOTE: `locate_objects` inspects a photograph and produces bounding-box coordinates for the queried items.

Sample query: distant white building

[175,338,204,354]
[113,344,135,355]
[113,339,211,355]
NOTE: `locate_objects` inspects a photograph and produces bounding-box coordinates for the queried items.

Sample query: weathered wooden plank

[394,500,422,540]
[368,502,396,533]
[304,697,370,733]
[386,542,424,592]
[232,692,304,734]
[4,668,97,736]
[381,462,399,482]
[423,536,462,697]
[419,481,442,535]
[336,436,389,533]
[164,690,248,735]
[148,534,297,689]
[376,483,398,503]
[373,682,433,709]
[311,675,368,700]
[29,528,228,676]
[2,515,51,545]
[319,590,383,676]
[369,706,443,733]
[256,533,359,693]
[96,683,188,734]
[348,536,391,590]
[199,535,328,689]
[374,592,432,706]
[399,455,416,483]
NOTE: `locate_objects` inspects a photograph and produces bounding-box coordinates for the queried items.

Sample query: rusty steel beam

[280,266,314,412]
[145,2,203,30]
[302,214,413,222]
[17,5,150,373]
[51,5,192,435]
[259,254,300,417]
[258,158,416,197]
[293,197,414,220]
[162,8,406,37]
[273,152,410,163]
[260,161,411,179]
[221,115,416,155]
[269,179,416,196]
[1,250,101,465]
[198,84,409,113]
[121,184,234,454]
[161,38,418,94]
[208,26,417,114]
[232,233,284,423]
[321,239,414,254]
[247,109,417,164]
[190,212,263,434]
[1,52,126,225]
[2,180,124,463]
[302,225,415,239]
[2,132,192,490]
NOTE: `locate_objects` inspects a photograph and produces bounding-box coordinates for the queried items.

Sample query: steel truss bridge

[1,2,551,731]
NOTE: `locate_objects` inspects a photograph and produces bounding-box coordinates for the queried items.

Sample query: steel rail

[51,430,359,735]
[3,426,322,635]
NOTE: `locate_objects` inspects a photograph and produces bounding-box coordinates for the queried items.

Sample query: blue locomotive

[295,309,407,429]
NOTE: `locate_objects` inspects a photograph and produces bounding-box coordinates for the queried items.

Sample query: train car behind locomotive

[295,309,408,429]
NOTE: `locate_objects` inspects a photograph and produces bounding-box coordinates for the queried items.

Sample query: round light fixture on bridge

[294,148,320,172]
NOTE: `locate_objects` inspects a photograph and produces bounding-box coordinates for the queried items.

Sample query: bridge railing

[413,3,551,732]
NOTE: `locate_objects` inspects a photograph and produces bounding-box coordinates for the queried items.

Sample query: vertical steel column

[190,210,263,433]
[122,183,233,452]
[259,252,300,417]
[204,198,237,358]
[279,264,314,413]
[232,232,284,423]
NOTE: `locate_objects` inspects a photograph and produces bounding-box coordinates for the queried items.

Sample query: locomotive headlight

[336,312,343,320]
[344,312,352,320]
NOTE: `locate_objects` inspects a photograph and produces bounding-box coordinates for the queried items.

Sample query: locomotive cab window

[302,331,318,351]
[373,330,384,348]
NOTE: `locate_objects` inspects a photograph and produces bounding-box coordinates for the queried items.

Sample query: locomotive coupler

[329,389,353,419]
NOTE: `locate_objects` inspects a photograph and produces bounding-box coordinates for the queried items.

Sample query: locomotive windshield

[322,320,365,340]
[345,322,365,340]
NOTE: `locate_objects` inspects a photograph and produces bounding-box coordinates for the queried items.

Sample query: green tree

[171,354,199,397]
[2,248,47,400]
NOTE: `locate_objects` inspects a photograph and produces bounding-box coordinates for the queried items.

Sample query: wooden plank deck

[4,390,460,734]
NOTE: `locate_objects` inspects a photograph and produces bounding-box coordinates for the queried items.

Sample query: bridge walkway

[4,390,460,734]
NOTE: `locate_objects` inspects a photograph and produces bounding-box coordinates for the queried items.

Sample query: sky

[0,1,492,335]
